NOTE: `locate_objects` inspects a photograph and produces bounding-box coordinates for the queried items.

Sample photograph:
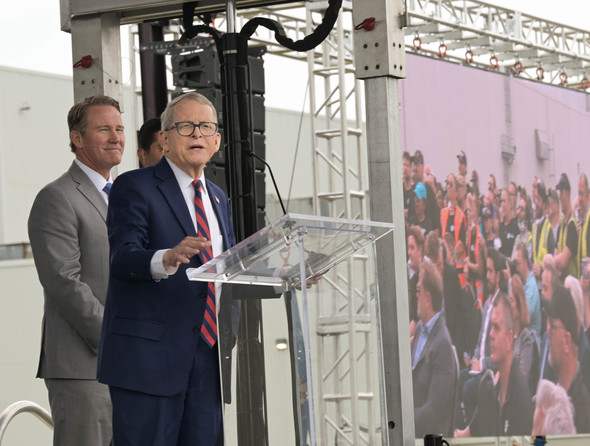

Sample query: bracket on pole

[351,0,407,79]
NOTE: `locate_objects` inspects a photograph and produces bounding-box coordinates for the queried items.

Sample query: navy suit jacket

[97,158,237,397]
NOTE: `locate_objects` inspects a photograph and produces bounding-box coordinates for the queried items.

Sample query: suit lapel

[68,161,107,221]
[155,159,198,239]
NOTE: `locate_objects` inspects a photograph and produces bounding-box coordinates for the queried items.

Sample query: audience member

[532,181,556,285]
[426,231,468,359]
[407,226,425,338]
[411,150,441,234]
[482,205,498,252]
[464,193,486,309]
[403,150,414,221]
[514,242,541,339]
[555,173,579,279]
[580,260,590,338]
[539,254,559,383]
[577,173,590,276]
[508,181,518,216]
[508,274,535,380]
[408,183,434,235]
[411,259,457,438]
[543,285,590,433]
[470,169,480,201]
[456,295,533,436]
[548,188,560,249]
[512,196,533,263]
[441,173,467,256]
[457,174,467,211]
[532,379,576,435]
[458,249,506,428]
[499,188,518,259]
[457,150,467,177]
[564,275,590,395]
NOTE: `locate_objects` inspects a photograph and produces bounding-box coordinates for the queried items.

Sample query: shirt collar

[74,158,112,191]
[419,311,441,336]
[165,157,209,197]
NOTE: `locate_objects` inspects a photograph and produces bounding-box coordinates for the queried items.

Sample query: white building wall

[0,66,139,245]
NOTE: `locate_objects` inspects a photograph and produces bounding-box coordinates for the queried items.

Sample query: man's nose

[109,129,121,141]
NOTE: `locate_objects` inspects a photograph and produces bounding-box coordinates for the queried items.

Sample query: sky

[1,1,589,110]
[2,1,589,74]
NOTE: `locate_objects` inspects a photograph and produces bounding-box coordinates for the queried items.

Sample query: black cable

[182,2,198,29]
[178,24,223,57]
[240,0,343,52]
[248,151,287,215]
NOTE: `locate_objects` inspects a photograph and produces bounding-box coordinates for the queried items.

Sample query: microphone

[248,151,286,215]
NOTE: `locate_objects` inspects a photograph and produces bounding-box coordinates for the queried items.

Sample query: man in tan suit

[28,95,125,445]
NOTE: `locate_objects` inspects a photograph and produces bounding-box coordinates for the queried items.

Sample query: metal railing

[0,401,53,443]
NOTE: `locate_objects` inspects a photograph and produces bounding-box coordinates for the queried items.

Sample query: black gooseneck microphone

[247,151,286,215]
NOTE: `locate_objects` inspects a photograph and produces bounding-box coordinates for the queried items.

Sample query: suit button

[193,326,200,333]
[200,290,208,298]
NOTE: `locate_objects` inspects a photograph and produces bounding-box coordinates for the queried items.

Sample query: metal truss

[405,0,590,88]
[303,2,377,444]
[233,0,590,89]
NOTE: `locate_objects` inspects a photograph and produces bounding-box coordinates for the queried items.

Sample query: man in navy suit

[98,92,237,445]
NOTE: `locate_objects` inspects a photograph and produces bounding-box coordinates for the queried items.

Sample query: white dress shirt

[74,158,113,203]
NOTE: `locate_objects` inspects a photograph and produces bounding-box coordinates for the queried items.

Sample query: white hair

[534,379,576,435]
[565,275,584,329]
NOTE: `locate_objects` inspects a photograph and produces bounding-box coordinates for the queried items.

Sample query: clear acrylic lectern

[187,213,394,446]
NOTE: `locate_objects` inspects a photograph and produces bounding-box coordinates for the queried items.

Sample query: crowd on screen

[404,149,590,438]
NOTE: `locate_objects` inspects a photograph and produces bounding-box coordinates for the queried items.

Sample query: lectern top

[186,213,394,288]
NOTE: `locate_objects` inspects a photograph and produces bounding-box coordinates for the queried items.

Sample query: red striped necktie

[193,179,217,348]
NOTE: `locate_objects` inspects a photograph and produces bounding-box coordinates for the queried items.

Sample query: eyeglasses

[166,121,218,137]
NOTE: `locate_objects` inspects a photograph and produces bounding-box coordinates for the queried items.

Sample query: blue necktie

[103,182,112,196]
[193,179,217,348]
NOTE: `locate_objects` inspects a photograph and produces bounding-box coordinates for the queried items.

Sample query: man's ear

[71,130,83,150]
[159,130,169,152]
[213,132,221,153]
[425,291,433,310]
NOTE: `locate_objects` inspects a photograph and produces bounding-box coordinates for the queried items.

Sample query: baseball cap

[457,150,467,165]
[414,182,427,200]
[411,149,424,165]
[542,285,579,345]
[556,173,571,192]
